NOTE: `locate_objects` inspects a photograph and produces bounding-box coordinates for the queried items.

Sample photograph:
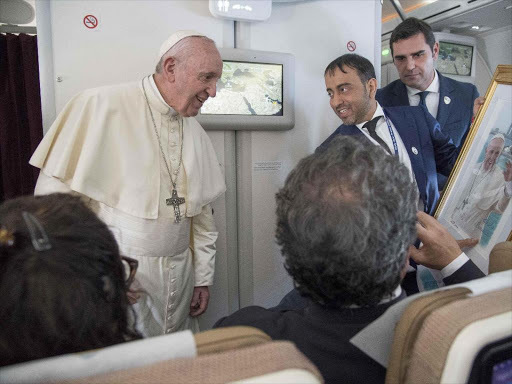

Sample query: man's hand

[190,286,210,317]
[409,212,477,270]
[127,290,141,305]
[126,278,143,305]
[456,238,479,249]
[473,96,485,119]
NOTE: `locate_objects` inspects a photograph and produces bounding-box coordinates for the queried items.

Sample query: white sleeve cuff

[440,252,469,279]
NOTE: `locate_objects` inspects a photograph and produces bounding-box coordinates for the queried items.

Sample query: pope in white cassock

[451,134,512,240]
[29,31,226,336]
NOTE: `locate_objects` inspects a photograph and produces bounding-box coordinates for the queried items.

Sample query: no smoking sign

[83,14,98,29]
[347,41,356,52]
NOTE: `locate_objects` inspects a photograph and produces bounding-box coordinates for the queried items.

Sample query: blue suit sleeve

[421,106,459,177]
[458,84,480,147]
[470,83,479,104]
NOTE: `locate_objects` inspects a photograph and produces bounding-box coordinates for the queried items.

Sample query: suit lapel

[436,73,454,129]
[393,81,410,106]
[386,108,428,207]
[340,124,362,136]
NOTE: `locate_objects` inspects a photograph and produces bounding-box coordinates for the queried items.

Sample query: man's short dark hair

[324,54,376,86]
[390,17,436,57]
[275,136,417,308]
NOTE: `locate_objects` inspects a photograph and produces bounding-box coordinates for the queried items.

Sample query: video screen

[201,61,283,116]
[493,357,512,384]
[437,41,473,76]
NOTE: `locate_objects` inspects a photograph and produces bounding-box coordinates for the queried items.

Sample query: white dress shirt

[356,102,414,181]
[406,70,440,118]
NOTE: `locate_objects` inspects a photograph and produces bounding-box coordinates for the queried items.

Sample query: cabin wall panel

[477,27,512,77]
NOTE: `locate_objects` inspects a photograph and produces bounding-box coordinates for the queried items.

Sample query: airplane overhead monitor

[437,41,473,76]
[196,48,295,131]
[434,32,476,84]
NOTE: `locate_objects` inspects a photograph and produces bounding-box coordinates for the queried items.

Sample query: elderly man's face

[483,138,504,171]
[392,33,439,91]
[325,66,374,126]
[172,40,223,117]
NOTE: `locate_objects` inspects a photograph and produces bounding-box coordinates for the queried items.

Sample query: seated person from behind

[214,136,484,384]
[0,194,141,367]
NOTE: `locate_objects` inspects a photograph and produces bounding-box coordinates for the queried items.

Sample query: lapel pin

[412,147,419,155]
[444,96,451,105]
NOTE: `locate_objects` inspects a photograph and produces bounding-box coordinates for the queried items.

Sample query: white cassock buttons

[444,96,451,105]
[412,147,419,155]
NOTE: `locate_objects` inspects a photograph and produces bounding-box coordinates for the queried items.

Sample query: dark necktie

[417,91,429,107]
[362,116,391,155]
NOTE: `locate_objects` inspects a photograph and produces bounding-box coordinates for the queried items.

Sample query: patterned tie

[417,91,429,107]
[362,116,391,155]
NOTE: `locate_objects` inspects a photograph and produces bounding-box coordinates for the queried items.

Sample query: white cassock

[30,76,226,336]
[451,162,511,239]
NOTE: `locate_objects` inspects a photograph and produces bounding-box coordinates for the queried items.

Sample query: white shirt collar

[406,69,440,97]
[347,285,403,308]
[149,75,179,118]
[382,285,403,304]
[356,102,385,129]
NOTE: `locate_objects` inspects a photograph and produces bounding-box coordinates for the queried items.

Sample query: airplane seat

[0,326,323,384]
[385,278,512,384]
[489,241,512,274]
[62,340,323,384]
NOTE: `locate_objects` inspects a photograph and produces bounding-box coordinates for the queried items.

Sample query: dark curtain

[0,33,43,202]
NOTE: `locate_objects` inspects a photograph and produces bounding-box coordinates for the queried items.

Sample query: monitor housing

[196,48,295,131]
[434,32,477,84]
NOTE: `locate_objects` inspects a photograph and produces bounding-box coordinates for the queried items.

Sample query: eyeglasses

[121,255,138,288]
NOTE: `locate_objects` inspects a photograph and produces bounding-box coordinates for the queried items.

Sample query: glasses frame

[121,255,138,288]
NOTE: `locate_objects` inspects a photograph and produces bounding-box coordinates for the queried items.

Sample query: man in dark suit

[321,53,481,293]
[376,17,482,189]
[214,136,484,384]
[322,53,455,216]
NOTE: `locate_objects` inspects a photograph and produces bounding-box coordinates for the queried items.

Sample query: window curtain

[0,33,43,202]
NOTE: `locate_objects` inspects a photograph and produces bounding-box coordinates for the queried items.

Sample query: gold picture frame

[435,65,512,274]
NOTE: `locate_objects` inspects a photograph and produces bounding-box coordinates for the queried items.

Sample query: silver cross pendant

[166,189,186,223]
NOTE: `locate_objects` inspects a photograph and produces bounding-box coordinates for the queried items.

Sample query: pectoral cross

[166,189,185,223]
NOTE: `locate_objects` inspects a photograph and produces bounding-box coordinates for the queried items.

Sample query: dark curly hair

[0,193,141,366]
[275,136,417,308]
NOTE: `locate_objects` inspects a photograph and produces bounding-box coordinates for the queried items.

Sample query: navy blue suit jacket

[320,105,458,215]
[376,72,478,189]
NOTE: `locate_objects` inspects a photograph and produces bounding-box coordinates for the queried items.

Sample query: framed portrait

[435,65,512,274]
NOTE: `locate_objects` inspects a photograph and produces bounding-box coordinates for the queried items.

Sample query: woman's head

[0,193,140,366]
